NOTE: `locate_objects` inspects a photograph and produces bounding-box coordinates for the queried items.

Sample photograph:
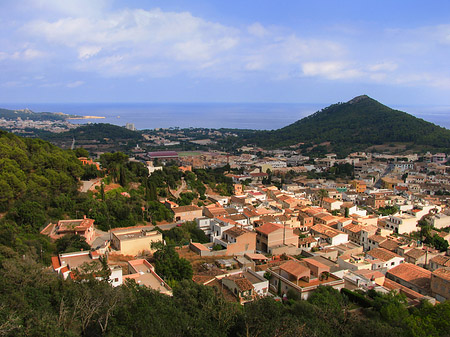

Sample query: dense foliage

[0,107,67,121]
[0,254,449,337]
[223,95,450,155]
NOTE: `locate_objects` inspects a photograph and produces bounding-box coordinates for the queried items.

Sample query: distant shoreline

[67,116,105,120]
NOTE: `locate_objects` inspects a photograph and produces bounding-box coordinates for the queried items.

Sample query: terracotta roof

[228,214,247,221]
[256,222,283,235]
[51,256,61,270]
[383,278,424,300]
[173,205,202,213]
[343,223,362,233]
[430,255,450,267]
[243,209,259,218]
[245,253,268,260]
[279,260,310,279]
[387,263,431,291]
[303,258,329,271]
[299,237,317,244]
[368,234,387,244]
[190,242,209,251]
[310,224,344,238]
[379,239,400,252]
[315,213,335,221]
[432,268,450,281]
[367,248,401,262]
[224,226,249,238]
[322,197,339,204]
[354,269,385,281]
[404,248,426,260]
[233,277,255,291]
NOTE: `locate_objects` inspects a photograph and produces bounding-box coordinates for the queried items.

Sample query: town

[45,147,450,305]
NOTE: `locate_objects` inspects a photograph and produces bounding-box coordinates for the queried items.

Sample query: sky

[2,0,450,105]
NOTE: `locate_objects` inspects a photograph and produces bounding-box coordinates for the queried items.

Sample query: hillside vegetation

[0,130,449,336]
[230,95,450,155]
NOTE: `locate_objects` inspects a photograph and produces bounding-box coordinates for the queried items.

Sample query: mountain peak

[347,95,371,104]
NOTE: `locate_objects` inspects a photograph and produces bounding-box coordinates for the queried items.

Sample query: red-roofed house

[255,223,298,253]
[386,263,431,296]
[41,216,95,245]
[431,268,450,301]
[269,259,344,300]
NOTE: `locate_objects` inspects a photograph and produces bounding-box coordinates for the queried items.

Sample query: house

[310,224,349,246]
[341,223,362,244]
[203,204,228,218]
[298,237,318,251]
[297,211,314,231]
[78,157,101,170]
[386,263,432,296]
[403,248,435,267]
[268,259,344,300]
[111,227,163,256]
[41,216,95,245]
[255,223,298,254]
[123,259,172,295]
[429,255,450,271]
[367,234,387,251]
[384,214,418,234]
[366,248,404,270]
[52,250,122,287]
[321,197,343,212]
[214,226,256,256]
[431,268,450,302]
[350,180,366,193]
[172,205,203,222]
[221,270,269,304]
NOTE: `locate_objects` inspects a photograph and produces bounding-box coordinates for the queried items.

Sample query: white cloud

[248,23,268,38]
[67,80,84,88]
[368,62,398,72]
[78,46,102,60]
[4,1,450,94]
[302,62,363,80]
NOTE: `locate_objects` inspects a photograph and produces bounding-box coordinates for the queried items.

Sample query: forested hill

[237,95,450,154]
[41,123,143,141]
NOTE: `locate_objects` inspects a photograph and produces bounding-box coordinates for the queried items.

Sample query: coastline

[67,116,106,120]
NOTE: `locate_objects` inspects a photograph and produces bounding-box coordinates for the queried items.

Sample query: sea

[1,102,450,131]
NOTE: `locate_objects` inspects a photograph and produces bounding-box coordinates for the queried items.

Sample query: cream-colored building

[111,227,163,256]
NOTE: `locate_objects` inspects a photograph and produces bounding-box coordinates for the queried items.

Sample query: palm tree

[317,189,329,207]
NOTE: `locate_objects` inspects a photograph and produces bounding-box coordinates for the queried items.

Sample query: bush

[341,288,373,308]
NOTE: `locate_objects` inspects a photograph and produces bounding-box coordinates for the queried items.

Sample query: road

[171,178,186,198]
[79,178,101,192]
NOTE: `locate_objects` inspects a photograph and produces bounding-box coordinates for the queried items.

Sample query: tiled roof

[279,260,310,278]
[256,223,283,235]
[234,278,254,291]
[432,268,450,281]
[379,239,400,252]
[387,263,431,290]
[430,255,450,267]
[367,248,401,262]
[343,223,362,233]
[51,256,61,270]
[173,205,202,213]
[368,234,387,244]
[224,226,248,238]
[310,224,344,238]
[404,248,426,260]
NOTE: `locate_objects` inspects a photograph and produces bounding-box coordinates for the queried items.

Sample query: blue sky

[2,0,450,105]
